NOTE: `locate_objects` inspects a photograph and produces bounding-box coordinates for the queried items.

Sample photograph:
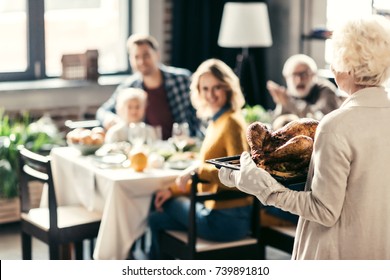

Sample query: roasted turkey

[247,118,319,176]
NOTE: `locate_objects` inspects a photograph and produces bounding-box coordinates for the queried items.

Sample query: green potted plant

[0,110,65,222]
[242,104,273,125]
[0,111,28,199]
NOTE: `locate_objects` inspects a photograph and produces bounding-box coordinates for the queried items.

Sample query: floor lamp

[218,2,273,105]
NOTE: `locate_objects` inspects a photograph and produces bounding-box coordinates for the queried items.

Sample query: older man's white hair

[282,54,318,77]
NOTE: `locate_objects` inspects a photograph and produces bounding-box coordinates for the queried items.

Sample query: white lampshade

[218,2,273,48]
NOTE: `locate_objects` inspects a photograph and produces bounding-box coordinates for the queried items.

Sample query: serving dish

[206,155,307,185]
[206,155,241,170]
[68,142,103,155]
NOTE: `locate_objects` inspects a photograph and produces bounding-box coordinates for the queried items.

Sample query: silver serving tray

[206,155,307,185]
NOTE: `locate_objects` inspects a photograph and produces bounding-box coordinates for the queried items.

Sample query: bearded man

[267,54,343,121]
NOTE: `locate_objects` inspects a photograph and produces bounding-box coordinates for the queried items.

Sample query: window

[0,1,29,77]
[325,0,373,64]
[373,0,390,16]
[0,0,131,81]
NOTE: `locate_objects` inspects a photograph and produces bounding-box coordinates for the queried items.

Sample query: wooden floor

[0,222,291,260]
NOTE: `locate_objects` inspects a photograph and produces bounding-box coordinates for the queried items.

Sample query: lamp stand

[235,47,261,106]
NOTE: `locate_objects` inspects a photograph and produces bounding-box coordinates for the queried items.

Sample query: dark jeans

[148,195,252,259]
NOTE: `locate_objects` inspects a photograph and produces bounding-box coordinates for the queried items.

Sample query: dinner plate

[89,153,127,168]
[166,160,195,170]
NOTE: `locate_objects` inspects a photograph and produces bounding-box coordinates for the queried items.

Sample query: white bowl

[67,141,103,155]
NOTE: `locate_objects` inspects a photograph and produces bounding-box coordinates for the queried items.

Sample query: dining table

[48,146,184,260]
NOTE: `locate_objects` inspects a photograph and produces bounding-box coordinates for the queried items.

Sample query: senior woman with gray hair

[219,15,390,259]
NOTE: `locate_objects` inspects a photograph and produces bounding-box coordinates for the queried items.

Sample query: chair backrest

[260,225,295,257]
[187,172,260,257]
[18,147,59,230]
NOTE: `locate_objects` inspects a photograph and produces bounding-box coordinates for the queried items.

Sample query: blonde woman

[220,15,390,259]
[148,58,250,259]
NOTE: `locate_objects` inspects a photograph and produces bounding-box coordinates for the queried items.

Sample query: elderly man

[267,54,343,121]
[96,34,200,140]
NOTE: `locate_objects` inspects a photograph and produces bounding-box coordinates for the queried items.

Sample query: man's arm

[272,80,340,119]
[96,90,120,130]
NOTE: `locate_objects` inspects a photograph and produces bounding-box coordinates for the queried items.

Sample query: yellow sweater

[171,109,252,209]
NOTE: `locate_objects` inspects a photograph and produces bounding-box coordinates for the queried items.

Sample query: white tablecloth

[49,147,181,260]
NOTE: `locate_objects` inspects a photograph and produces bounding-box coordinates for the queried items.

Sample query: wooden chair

[18,147,102,260]
[159,172,262,260]
[259,224,296,258]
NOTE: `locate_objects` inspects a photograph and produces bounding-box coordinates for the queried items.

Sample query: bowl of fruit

[66,127,105,155]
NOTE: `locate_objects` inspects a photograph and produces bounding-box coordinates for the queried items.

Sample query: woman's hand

[154,189,172,211]
[175,172,192,192]
[218,151,286,204]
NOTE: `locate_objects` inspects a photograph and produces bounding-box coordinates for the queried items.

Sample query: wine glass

[128,122,146,149]
[146,125,163,149]
[172,122,190,154]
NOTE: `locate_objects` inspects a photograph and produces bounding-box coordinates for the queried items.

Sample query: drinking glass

[128,122,146,149]
[153,125,163,142]
[172,122,190,153]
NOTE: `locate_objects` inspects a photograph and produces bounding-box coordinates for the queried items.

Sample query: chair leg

[49,241,60,260]
[89,238,95,259]
[21,232,32,260]
[258,242,266,259]
[75,241,84,260]
[129,233,148,259]
[141,233,149,252]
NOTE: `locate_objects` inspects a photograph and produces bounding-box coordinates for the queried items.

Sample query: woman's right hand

[154,189,172,211]
[175,172,192,192]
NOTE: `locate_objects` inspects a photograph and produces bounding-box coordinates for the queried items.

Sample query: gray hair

[282,54,318,77]
[331,15,390,86]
